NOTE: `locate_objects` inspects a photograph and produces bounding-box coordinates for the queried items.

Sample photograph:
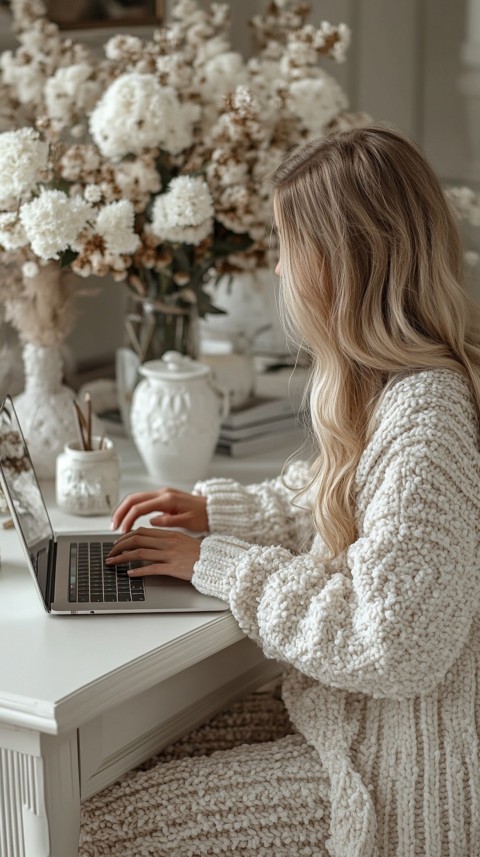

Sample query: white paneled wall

[1,1,478,364]
[424,0,470,181]
[354,0,422,137]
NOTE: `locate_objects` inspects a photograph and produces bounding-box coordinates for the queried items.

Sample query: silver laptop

[0,395,227,615]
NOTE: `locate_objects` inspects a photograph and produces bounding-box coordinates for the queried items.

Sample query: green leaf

[173,244,193,269]
[50,179,71,194]
[197,289,227,317]
[59,248,79,268]
[155,152,176,188]
[212,232,253,258]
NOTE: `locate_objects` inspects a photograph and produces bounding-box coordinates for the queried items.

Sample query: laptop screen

[0,397,53,592]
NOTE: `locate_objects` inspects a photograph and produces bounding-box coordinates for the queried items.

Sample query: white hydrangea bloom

[0,51,45,105]
[150,176,214,245]
[19,189,93,260]
[220,184,249,208]
[105,34,143,61]
[248,57,282,85]
[335,24,352,62]
[195,36,232,65]
[201,52,247,102]
[283,32,319,71]
[324,22,351,62]
[208,2,229,28]
[0,212,28,249]
[114,159,162,201]
[207,155,248,187]
[211,86,265,146]
[89,73,200,159]
[95,200,140,255]
[155,55,192,90]
[171,0,199,20]
[0,128,49,206]
[288,73,348,136]
[9,0,47,30]
[44,63,101,124]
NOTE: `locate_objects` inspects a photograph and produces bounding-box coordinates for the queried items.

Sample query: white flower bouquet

[0,0,366,348]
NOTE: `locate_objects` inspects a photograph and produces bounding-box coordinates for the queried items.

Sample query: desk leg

[0,725,80,857]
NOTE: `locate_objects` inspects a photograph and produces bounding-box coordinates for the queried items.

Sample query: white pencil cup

[56,437,120,516]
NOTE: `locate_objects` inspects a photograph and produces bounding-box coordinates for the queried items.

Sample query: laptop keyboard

[68,541,145,603]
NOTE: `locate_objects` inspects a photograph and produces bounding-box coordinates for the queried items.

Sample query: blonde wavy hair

[272,124,480,558]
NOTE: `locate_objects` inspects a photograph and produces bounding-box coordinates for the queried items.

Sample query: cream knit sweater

[191,368,480,857]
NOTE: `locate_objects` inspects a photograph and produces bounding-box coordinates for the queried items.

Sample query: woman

[81,125,480,856]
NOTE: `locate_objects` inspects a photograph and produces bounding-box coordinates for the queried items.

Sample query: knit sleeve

[192,460,314,553]
[192,371,480,699]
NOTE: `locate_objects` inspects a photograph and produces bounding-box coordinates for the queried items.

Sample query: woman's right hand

[111,489,209,534]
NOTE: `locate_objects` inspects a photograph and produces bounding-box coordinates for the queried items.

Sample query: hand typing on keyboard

[107,488,208,580]
[110,488,208,535]
[105,526,202,581]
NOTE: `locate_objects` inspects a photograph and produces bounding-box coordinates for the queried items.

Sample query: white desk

[0,429,303,857]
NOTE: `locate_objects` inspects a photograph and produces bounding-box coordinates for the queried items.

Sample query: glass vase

[124,297,198,362]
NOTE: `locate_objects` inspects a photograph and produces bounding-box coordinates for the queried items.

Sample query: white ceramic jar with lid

[130,351,228,484]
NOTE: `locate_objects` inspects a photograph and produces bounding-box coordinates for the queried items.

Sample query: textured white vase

[13,343,80,479]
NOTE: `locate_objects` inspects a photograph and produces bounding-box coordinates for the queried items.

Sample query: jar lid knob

[140,351,210,380]
[163,351,191,371]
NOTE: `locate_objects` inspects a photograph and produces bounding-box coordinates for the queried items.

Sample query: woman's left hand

[105,527,201,581]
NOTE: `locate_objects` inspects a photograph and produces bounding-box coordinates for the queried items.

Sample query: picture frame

[0,0,164,29]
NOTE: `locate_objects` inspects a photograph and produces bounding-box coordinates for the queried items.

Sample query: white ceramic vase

[130,351,228,485]
[13,343,80,479]
[199,269,288,355]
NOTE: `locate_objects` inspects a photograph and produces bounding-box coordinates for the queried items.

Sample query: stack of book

[216,395,304,457]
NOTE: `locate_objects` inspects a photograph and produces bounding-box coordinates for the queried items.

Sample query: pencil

[85,391,92,452]
[73,400,87,450]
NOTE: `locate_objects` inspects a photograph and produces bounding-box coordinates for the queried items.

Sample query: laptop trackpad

[145,575,190,587]
[143,572,227,610]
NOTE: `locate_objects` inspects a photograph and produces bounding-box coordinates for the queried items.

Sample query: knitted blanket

[79,688,300,856]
